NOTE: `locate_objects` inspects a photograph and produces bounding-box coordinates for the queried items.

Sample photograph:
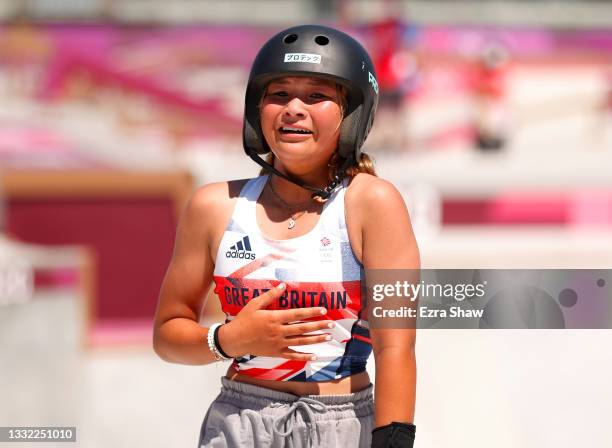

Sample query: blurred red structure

[4,170,194,342]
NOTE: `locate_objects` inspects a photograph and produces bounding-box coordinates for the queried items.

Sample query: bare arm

[358,177,420,427]
[153,184,222,365]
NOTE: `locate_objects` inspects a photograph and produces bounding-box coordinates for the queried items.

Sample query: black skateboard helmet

[243,24,379,201]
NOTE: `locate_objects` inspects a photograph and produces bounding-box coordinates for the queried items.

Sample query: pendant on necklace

[288,217,296,229]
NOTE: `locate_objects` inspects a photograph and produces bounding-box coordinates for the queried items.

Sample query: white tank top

[212,174,371,382]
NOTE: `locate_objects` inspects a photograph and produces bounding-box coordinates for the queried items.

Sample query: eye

[310,92,332,100]
[267,90,288,97]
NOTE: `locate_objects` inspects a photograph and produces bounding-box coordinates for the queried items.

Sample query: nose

[283,97,307,118]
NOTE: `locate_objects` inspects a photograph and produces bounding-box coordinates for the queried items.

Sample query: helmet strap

[246,150,354,202]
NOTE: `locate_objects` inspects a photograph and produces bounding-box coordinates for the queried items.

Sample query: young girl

[153,25,419,448]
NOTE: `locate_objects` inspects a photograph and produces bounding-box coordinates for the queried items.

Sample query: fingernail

[324,335,332,341]
[320,308,327,315]
[277,283,285,290]
[327,322,335,328]
[310,355,317,361]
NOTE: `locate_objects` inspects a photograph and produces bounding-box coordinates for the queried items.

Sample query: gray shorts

[198,377,374,448]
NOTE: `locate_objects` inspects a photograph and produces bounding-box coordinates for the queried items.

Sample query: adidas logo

[225,235,256,260]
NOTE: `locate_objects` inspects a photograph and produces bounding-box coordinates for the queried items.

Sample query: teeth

[282,127,311,134]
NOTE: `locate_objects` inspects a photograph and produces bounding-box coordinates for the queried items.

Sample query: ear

[338,105,361,159]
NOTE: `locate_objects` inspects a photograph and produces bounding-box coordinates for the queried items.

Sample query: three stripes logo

[225,235,256,260]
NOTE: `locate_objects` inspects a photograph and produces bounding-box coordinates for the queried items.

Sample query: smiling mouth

[279,126,313,135]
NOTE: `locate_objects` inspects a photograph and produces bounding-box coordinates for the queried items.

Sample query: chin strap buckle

[311,178,339,202]
[311,154,354,202]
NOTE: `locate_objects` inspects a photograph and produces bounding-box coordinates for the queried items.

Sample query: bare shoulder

[184,177,252,255]
[344,173,409,264]
[345,172,406,211]
[177,178,250,243]
[346,175,418,269]
[189,178,251,211]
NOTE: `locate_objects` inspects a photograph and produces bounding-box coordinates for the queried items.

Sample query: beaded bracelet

[213,324,232,359]
[207,323,231,361]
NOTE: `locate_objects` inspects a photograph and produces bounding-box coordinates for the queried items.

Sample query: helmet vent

[283,33,298,44]
[314,35,329,46]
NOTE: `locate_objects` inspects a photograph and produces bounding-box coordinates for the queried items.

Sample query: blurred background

[0,0,611,447]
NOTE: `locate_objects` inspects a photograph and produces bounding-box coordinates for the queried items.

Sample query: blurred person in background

[473,42,511,152]
[153,24,419,448]
[368,16,419,152]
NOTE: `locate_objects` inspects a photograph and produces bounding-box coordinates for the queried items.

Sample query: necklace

[267,176,317,229]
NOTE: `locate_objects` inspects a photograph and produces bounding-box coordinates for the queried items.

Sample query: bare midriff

[225,365,371,396]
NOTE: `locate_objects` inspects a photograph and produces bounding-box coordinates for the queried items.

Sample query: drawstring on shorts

[272,397,327,446]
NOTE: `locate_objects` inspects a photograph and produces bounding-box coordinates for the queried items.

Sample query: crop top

[212,174,371,382]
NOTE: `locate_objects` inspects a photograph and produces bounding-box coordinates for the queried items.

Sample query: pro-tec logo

[225,236,256,260]
[284,53,322,64]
